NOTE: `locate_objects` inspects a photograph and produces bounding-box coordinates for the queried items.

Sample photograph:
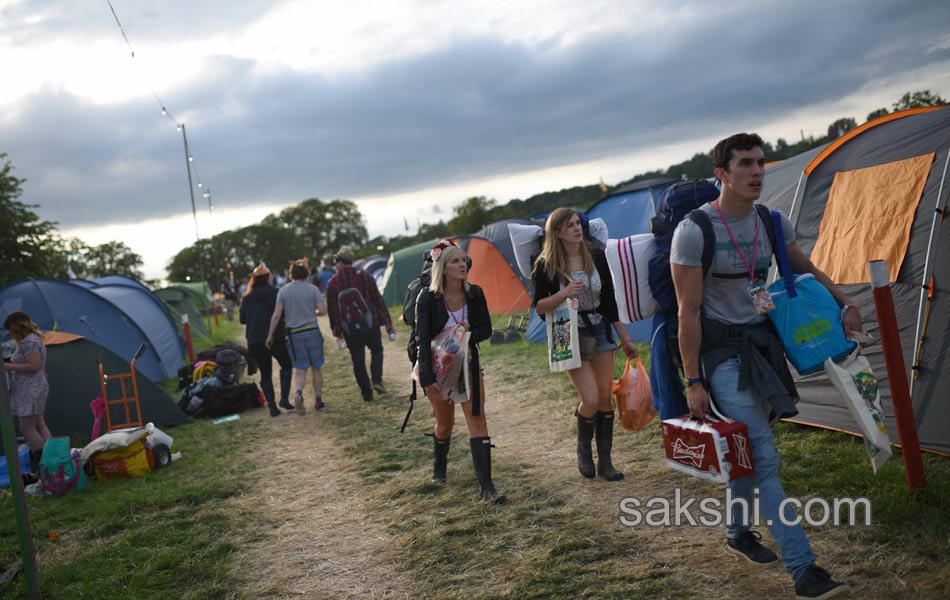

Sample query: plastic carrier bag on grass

[613,357,657,432]
[824,352,892,473]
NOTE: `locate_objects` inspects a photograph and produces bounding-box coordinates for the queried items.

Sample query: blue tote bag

[766,212,856,375]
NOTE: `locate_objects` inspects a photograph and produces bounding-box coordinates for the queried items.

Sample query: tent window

[810,153,934,284]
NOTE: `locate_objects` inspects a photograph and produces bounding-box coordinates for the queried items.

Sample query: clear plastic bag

[613,357,657,432]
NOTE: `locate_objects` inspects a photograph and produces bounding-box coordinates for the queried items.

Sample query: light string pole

[180,122,213,332]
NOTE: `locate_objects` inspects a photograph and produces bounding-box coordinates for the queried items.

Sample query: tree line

[2,90,944,289]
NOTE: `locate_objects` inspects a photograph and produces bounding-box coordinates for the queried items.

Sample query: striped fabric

[605,233,658,323]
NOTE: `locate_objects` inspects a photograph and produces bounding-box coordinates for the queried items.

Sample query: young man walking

[325,246,395,402]
[267,258,328,414]
[671,133,861,599]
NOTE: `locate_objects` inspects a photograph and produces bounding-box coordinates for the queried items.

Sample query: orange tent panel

[464,238,532,314]
[811,153,933,284]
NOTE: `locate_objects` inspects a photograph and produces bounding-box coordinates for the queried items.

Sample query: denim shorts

[286,327,325,369]
[579,318,615,361]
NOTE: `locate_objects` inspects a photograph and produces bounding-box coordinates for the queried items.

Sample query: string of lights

[106,1,217,216]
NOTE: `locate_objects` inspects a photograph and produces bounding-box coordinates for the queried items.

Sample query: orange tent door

[464,238,532,314]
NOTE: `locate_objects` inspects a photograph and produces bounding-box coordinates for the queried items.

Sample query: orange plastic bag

[613,357,657,432]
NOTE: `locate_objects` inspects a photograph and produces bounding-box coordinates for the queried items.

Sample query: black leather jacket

[415,284,492,415]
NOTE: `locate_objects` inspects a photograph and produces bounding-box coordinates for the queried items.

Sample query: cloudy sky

[2,0,949,279]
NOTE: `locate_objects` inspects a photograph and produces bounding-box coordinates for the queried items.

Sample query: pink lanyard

[444,299,466,326]
[714,201,759,281]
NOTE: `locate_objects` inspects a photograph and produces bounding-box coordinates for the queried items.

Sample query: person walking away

[326,246,395,402]
[3,311,52,476]
[221,275,239,321]
[267,258,328,414]
[240,262,294,416]
[415,240,505,503]
[532,208,639,481]
[671,133,859,599]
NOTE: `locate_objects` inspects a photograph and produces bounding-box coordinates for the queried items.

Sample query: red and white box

[661,415,755,483]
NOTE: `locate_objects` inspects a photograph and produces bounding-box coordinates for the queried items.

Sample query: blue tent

[586,178,675,239]
[0,279,167,382]
[70,279,187,380]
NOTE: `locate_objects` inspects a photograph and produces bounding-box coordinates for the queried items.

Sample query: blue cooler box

[0,446,32,487]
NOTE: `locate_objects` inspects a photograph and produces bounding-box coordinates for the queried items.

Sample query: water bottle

[336,339,347,350]
[388,331,397,342]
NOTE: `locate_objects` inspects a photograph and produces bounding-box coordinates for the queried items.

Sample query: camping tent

[472,218,536,289]
[167,282,213,311]
[586,178,675,239]
[0,279,168,382]
[70,280,187,379]
[456,236,532,314]
[759,106,950,454]
[353,253,389,288]
[43,332,188,440]
[380,238,440,307]
[156,287,210,338]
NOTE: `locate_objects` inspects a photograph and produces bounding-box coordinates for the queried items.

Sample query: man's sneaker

[372,382,387,395]
[314,399,327,412]
[726,531,778,567]
[794,565,849,599]
[293,390,306,416]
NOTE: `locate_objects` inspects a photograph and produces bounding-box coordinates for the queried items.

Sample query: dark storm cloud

[2,0,947,226]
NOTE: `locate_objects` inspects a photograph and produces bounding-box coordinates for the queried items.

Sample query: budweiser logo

[672,438,706,468]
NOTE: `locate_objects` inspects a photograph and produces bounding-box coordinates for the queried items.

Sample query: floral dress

[9,333,48,417]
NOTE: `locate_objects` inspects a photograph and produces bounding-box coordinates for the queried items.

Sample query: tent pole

[767,169,808,286]
[909,147,950,403]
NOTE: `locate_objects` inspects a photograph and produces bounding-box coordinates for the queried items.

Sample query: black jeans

[248,338,292,403]
[345,327,384,400]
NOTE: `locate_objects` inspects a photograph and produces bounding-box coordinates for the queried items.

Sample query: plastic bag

[613,357,657,432]
[412,325,471,401]
[824,353,892,473]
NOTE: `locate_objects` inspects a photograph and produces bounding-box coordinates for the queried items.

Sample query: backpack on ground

[646,179,779,419]
[337,287,374,336]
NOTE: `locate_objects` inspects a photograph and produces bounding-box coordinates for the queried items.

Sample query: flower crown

[430,239,458,262]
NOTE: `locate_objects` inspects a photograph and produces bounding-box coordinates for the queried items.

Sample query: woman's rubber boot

[260,378,281,416]
[595,411,624,481]
[576,411,596,479]
[470,437,506,504]
[433,436,450,483]
[277,369,294,410]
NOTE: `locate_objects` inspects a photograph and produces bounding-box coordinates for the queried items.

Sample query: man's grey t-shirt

[276,281,325,330]
[670,203,795,326]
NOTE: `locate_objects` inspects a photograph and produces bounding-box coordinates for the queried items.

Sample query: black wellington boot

[432,436,451,483]
[260,378,280,416]
[576,410,596,479]
[595,411,624,481]
[470,437,506,504]
[277,368,294,410]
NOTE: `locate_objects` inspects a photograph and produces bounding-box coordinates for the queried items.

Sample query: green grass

[1,321,248,600]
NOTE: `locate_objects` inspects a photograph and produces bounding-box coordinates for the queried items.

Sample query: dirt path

[225,317,945,599]
[226,316,415,599]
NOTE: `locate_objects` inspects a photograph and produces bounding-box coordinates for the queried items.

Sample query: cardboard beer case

[661,414,755,483]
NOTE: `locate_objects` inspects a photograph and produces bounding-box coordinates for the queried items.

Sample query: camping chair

[97,343,148,432]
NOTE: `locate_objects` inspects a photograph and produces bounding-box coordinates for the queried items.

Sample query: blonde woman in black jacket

[532,208,639,481]
[415,240,505,504]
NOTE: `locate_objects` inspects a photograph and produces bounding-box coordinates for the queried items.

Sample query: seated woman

[532,208,639,481]
[415,240,505,504]
[3,311,52,474]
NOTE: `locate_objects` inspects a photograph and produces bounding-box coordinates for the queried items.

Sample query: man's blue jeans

[709,358,815,580]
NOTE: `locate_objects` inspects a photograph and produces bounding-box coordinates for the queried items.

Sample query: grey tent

[759,106,950,454]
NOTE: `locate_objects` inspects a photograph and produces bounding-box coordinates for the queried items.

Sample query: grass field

[1,312,948,599]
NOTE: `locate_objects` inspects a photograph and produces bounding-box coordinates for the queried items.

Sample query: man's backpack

[337,287,374,336]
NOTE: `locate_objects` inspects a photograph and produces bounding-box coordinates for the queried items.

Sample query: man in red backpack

[326,246,395,402]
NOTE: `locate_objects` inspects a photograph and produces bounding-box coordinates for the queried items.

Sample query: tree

[827,117,858,139]
[82,241,145,280]
[447,196,496,235]
[261,198,368,261]
[866,107,889,122]
[893,90,948,111]
[0,154,63,286]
